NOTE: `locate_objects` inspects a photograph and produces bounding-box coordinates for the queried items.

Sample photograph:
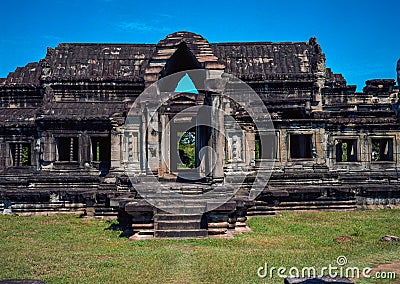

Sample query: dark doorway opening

[290,134,313,159]
[255,133,277,160]
[57,137,78,162]
[91,136,111,175]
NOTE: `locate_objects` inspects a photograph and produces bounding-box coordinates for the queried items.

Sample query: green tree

[178,131,196,168]
[21,145,30,166]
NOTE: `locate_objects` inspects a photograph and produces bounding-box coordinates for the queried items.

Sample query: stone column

[79,131,91,167]
[123,114,142,175]
[0,138,7,169]
[159,114,170,176]
[315,127,325,164]
[147,109,160,174]
[280,129,288,165]
[211,94,224,182]
[110,124,123,171]
[0,138,5,169]
[196,105,211,178]
[132,132,139,162]
[141,108,148,174]
[42,132,56,163]
[244,131,255,165]
[360,132,369,169]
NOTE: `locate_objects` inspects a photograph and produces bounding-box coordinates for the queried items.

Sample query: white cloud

[117,22,170,33]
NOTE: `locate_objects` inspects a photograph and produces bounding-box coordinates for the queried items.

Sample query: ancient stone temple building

[0,31,399,238]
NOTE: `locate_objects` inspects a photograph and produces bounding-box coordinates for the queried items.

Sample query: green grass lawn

[1,210,400,284]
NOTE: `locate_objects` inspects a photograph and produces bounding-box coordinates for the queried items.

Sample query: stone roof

[0,102,127,125]
[39,44,156,83]
[211,41,317,80]
[0,108,37,126]
[37,102,126,121]
[1,31,327,86]
[3,62,42,86]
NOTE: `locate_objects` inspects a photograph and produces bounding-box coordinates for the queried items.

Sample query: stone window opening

[290,134,313,159]
[9,143,31,166]
[91,137,111,162]
[336,139,357,162]
[255,133,277,160]
[371,138,393,161]
[56,137,78,162]
[91,136,111,175]
[255,136,261,160]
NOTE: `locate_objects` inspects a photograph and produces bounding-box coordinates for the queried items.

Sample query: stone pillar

[315,127,325,164]
[360,132,369,169]
[395,132,400,169]
[32,139,40,170]
[42,132,56,163]
[132,132,139,162]
[159,114,170,176]
[196,105,211,178]
[147,109,160,174]
[4,143,12,167]
[79,131,91,166]
[110,125,123,170]
[211,94,224,182]
[123,114,142,174]
[141,110,148,174]
[280,129,288,165]
[244,131,255,165]
[0,138,5,170]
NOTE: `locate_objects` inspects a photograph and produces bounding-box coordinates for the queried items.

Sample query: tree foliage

[178,131,195,168]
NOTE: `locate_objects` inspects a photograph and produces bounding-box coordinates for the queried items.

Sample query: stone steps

[155,206,206,214]
[170,189,204,195]
[93,206,119,219]
[4,202,86,216]
[248,198,357,215]
[155,213,201,221]
[156,220,201,230]
[154,211,207,239]
[246,210,276,216]
[129,229,155,240]
[278,199,357,206]
[155,229,207,239]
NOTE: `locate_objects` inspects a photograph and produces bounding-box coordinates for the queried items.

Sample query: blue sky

[1,0,399,91]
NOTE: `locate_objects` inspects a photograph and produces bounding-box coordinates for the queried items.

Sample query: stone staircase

[154,211,207,238]
[85,204,119,219]
[121,182,245,239]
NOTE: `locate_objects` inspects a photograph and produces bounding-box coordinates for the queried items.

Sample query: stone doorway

[168,118,210,182]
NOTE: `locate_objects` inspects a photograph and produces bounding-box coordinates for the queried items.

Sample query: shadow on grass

[103,219,133,238]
